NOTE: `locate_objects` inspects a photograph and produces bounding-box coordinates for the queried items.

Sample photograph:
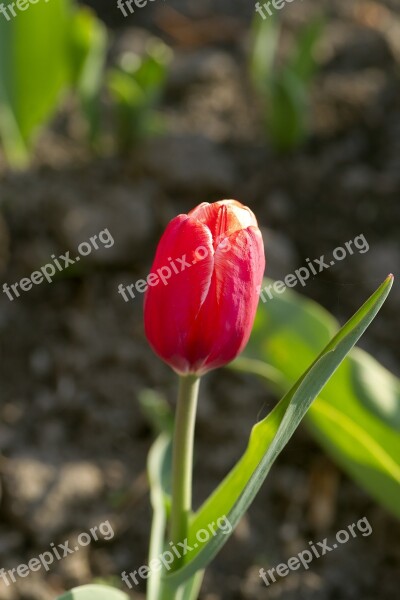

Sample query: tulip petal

[144,215,214,374]
[187,226,265,373]
[189,200,257,247]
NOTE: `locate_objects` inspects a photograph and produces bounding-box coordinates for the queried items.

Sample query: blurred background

[0,0,399,598]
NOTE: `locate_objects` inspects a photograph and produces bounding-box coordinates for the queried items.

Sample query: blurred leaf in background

[107,39,172,153]
[0,1,183,164]
[0,0,109,166]
[69,6,108,148]
[250,15,323,152]
[0,0,72,166]
[57,584,129,600]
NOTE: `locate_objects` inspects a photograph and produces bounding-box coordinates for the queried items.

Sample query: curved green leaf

[242,277,400,519]
[163,276,393,587]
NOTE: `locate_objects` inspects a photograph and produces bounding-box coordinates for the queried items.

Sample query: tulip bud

[144,200,265,375]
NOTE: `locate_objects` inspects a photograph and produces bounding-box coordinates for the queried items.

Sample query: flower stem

[170,374,200,569]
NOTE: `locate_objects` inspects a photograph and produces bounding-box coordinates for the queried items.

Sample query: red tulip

[144,200,265,375]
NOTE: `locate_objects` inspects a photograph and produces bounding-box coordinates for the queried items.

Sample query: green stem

[170,374,200,569]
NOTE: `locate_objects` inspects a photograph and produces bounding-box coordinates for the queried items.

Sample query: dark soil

[0,0,399,599]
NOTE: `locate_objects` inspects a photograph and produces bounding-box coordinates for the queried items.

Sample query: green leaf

[249,13,280,92]
[147,433,172,600]
[163,276,393,587]
[179,570,205,600]
[287,18,323,84]
[133,40,172,102]
[147,432,205,599]
[69,7,108,144]
[350,349,400,430]
[0,0,72,166]
[249,15,322,152]
[108,70,146,108]
[140,389,174,435]
[241,277,400,519]
[56,584,129,600]
[266,70,308,151]
[107,41,171,151]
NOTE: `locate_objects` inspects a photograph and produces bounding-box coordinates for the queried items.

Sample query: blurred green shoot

[0,0,72,167]
[139,388,174,435]
[107,39,172,153]
[0,0,172,166]
[250,14,323,152]
[69,6,108,148]
[0,0,109,167]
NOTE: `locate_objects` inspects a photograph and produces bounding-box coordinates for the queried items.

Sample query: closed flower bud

[144,200,265,375]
